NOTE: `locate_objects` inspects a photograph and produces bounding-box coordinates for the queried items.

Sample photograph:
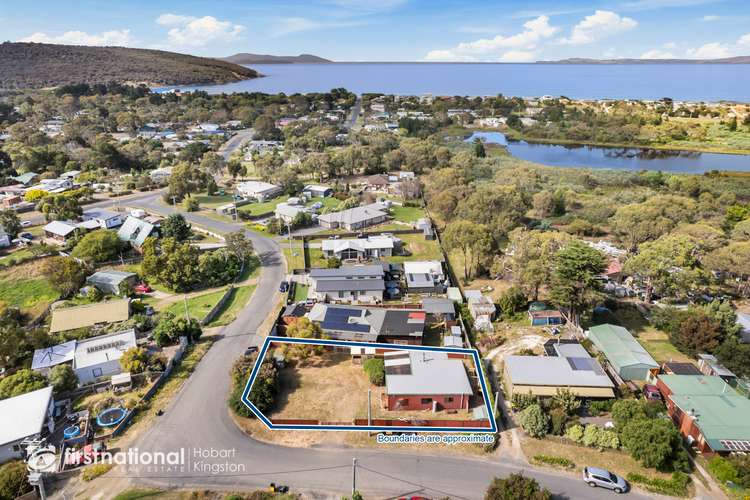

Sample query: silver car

[583,466,628,493]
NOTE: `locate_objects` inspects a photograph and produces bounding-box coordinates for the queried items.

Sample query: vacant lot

[390,205,426,223]
[271,352,371,421]
[389,232,442,263]
[0,261,58,316]
[612,303,692,364]
[207,284,256,326]
[162,289,226,320]
[237,195,289,216]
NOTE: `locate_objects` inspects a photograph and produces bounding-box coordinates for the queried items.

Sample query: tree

[200,152,226,176]
[198,249,242,287]
[152,312,202,346]
[143,237,201,292]
[621,418,689,471]
[120,347,149,373]
[178,142,210,164]
[0,317,27,371]
[39,193,82,221]
[225,230,254,263]
[484,473,551,500]
[283,318,324,360]
[0,210,21,239]
[611,399,647,429]
[161,213,192,241]
[71,230,123,263]
[714,337,750,378]
[473,138,486,158]
[363,358,385,386]
[0,461,32,500]
[43,256,88,297]
[670,310,723,356]
[611,196,696,251]
[167,162,209,201]
[518,404,549,438]
[506,228,571,300]
[0,369,46,400]
[443,220,492,281]
[624,234,704,303]
[48,364,78,392]
[532,190,565,218]
[253,115,282,140]
[497,286,526,316]
[230,354,278,417]
[549,241,606,326]
[227,158,246,179]
[704,241,750,296]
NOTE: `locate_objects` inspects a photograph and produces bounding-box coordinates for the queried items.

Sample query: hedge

[626,471,690,497]
[532,454,576,469]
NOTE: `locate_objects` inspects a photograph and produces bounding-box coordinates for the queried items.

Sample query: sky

[2,0,750,62]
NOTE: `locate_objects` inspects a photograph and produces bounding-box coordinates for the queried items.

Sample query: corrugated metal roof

[587,324,658,371]
[0,387,53,446]
[385,351,473,396]
[50,299,130,333]
[505,355,614,388]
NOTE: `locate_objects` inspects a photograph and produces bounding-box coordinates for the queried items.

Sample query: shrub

[0,369,47,400]
[552,388,581,415]
[708,456,739,484]
[511,391,538,411]
[120,347,149,374]
[485,473,552,500]
[519,404,549,438]
[184,197,200,212]
[597,429,620,449]
[588,399,615,416]
[532,455,575,469]
[497,286,526,316]
[582,424,601,447]
[81,463,114,481]
[48,364,78,392]
[626,472,690,497]
[565,424,584,443]
[548,407,569,436]
[363,358,385,386]
[0,461,32,499]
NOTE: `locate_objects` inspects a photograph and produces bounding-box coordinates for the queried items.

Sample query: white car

[20,220,33,227]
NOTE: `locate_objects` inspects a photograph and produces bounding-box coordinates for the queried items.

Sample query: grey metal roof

[32,340,77,371]
[385,351,473,396]
[505,355,614,388]
[117,216,156,247]
[317,203,388,226]
[553,343,590,358]
[310,265,384,278]
[314,279,385,292]
[0,387,53,446]
[421,297,455,315]
[86,270,136,287]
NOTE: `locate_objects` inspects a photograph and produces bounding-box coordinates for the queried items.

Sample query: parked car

[583,467,628,493]
[643,384,662,401]
[279,280,290,293]
[20,220,32,228]
[135,283,153,294]
[18,232,33,239]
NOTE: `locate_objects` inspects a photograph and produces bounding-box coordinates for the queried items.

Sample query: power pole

[351,457,357,497]
[367,389,372,428]
[183,295,190,322]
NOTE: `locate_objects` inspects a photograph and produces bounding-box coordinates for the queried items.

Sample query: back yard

[0,260,58,316]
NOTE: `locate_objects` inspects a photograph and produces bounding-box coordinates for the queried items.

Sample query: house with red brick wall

[384,350,473,411]
[656,374,750,454]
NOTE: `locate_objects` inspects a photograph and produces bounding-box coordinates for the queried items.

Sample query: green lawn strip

[387,233,443,263]
[281,244,305,270]
[292,283,309,302]
[193,193,233,208]
[163,289,227,321]
[113,489,165,500]
[0,248,35,264]
[207,284,257,326]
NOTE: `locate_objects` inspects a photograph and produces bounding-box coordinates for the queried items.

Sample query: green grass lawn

[612,303,693,364]
[163,289,227,321]
[206,284,257,326]
[306,196,340,210]
[388,233,443,263]
[237,195,289,216]
[0,247,34,264]
[292,283,309,302]
[281,243,305,271]
[306,247,328,268]
[390,205,426,224]
[0,272,58,316]
[193,192,233,208]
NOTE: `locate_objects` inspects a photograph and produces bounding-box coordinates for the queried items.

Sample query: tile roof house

[0,387,54,463]
[384,350,473,411]
[308,265,385,303]
[49,299,130,334]
[317,203,389,231]
[586,324,658,381]
[308,303,426,344]
[656,374,750,453]
[117,216,157,249]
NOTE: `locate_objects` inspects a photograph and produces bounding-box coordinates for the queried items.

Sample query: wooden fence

[269,418,491,428]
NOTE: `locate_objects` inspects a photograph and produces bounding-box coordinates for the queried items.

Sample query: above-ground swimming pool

[96,407,127,427]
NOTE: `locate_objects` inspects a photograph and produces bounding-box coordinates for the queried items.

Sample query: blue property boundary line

[240,336,498,433]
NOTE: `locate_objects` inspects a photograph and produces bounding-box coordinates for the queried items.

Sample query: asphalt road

[218,128,255,161]
[109,192,650,499]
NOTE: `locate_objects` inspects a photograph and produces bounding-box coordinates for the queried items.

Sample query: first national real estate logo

[66,447,247,475]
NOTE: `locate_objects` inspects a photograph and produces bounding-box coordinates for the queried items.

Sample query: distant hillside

[0,42,260,89]
[537,56,750,64]
[222,52,332,64]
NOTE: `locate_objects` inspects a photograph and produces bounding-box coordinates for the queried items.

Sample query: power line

[358,464,471,500]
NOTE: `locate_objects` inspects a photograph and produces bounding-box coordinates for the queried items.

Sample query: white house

[73,329,137,384]
[31,340,77,375]
[31,178,73,194]
[274,203,310,224]
[321,235,400,260]
[0,387,55,463]
[43,220,80,244]
[81,209,124,229]
[236,181,283,201]
[403,260,446,294]
[149,167,173,183]
[317,203,389,231]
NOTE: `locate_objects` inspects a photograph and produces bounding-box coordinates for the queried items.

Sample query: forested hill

[0,42,260,89]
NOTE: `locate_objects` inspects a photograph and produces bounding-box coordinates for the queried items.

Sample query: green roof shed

[587,324,658,381]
